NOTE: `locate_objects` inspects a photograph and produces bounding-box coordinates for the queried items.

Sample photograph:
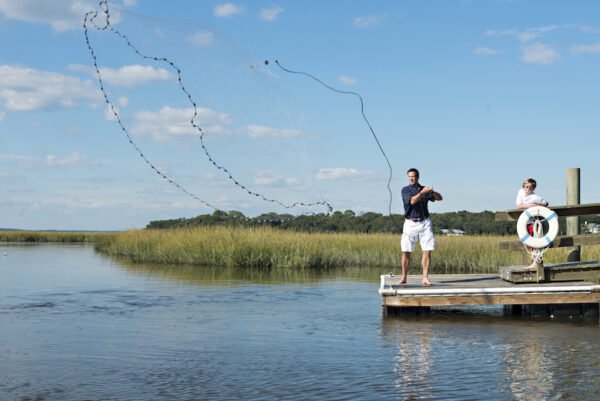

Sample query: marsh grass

[93,226,600,273]
[0,231,112,243]
[5,228,598,274]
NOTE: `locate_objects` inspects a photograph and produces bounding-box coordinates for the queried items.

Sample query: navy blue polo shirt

[402,184,435,219]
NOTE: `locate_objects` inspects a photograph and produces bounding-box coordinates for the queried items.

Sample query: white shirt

[516,188,548,207]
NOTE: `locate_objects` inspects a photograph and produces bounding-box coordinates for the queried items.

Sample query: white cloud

[0,154,38,169]
[0,110,5,121]
[339,75,357,85]
[118,96,130,107]
[187,31,214,47]
[104,104,118,121]
[521,42,560,65]
[244,124,310,139]
[253,170,303,187]
[315,167,377,181]
[581,26,600,34]
[474,46,501,55]
[259,6,283,21]
[131,106,232,141]
[485,28,517,37]
[486,25,561,42]
[123,0,137,6]
[517,31,540,42]
[0,0,96,31]
[214,3,244,18]
[60,123,84,134]
[571,42,600,55]
[69,64,173,87]
[254,170,282,186]
[527,25,561,38]
[0,65,101,111]
[65,64,92,74]
[99,65,173,87]
[354,14,385,28]
[45,151,98,167]
[285,177,301,186]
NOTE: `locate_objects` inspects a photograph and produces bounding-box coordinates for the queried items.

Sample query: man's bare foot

[524,263,537,270]
[422,278,432,286]
[399,277,407,284]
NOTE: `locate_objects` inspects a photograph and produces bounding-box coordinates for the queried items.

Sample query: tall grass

[94,226,600,273]
[5,227,598,273]
[0,231,112,243]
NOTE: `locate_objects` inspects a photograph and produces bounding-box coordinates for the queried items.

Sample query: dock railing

[495,203,600,282]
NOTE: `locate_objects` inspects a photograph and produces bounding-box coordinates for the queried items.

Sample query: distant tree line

[145,210,544,235]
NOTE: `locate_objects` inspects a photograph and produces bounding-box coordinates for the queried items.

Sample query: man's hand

[421,186,434,194]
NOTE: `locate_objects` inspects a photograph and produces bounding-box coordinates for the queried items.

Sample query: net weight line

[83,0,333,214]
[268,60,402,231]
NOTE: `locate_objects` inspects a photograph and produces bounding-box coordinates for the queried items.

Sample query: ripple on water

[1,244,599,401]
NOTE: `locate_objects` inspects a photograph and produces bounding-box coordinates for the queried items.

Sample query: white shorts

[401,218,436,252]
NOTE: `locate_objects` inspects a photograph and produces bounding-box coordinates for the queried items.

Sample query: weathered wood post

[566,168,581,262]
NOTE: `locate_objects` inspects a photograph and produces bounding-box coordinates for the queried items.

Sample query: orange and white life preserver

[516,206,559,249]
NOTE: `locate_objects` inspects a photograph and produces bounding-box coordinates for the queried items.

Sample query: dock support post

[535,260,545,283]
[566,168,581,262]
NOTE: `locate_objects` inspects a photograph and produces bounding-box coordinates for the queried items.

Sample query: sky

[1,0,599,230]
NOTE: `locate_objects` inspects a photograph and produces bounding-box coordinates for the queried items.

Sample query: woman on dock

[516,178,549,269]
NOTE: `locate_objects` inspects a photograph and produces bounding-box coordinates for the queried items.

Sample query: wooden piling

[566,168,581,262]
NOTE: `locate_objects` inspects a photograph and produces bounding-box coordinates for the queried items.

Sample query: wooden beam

[499,261,600,283]
[498,234,600,251]
[495,203,600,221]
[383,292,600,307]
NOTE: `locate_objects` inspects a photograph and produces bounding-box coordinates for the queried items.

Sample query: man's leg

[524,224,537,269]
[420,220,435,286]
[421,250,432,286]
[400,221,415,284]
[401,252,411,284]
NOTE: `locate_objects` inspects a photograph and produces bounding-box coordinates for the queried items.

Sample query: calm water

[1,243,599,401]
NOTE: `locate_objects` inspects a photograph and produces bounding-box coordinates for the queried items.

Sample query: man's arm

[517,202,548,209]
[411,186,442,204]
[410,188,426,205]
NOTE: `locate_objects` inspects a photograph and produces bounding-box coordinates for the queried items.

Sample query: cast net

[83,1,392,217]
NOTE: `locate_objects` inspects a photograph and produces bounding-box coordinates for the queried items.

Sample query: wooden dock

[381,174,600,318]
[380,273,600,308]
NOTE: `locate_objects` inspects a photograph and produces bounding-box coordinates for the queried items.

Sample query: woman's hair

[523,178,537,188]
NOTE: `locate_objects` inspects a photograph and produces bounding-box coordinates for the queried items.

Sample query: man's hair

[523,178,537,188]
[407,168,419,178]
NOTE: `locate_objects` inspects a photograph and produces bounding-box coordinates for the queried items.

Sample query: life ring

[516,206,559,249]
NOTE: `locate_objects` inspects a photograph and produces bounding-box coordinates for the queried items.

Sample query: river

[1,243,599,400]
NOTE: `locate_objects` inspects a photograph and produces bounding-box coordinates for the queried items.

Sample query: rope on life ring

[516,206,559,249]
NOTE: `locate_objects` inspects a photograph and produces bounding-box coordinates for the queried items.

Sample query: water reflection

[505,340,554,400]
[114,257,382,285]
[391,324,433,400]
[381,314,600,400]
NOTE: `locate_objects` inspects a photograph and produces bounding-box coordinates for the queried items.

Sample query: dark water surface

[1,243,599,401]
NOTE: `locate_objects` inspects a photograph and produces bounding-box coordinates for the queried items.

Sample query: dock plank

[499,261,600,283]
[494,203,600,221]
[380,274,600,307]
[383,293,600,307]
[498,234,600,251]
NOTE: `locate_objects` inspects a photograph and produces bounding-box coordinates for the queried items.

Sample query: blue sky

[1,0,599,230]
